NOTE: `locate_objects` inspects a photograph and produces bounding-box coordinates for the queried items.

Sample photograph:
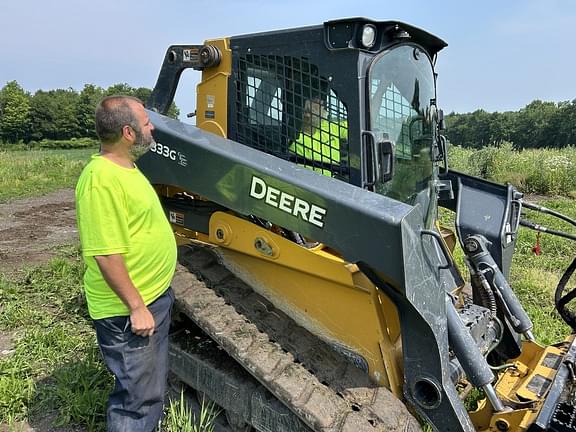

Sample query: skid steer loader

[137,18,576,431]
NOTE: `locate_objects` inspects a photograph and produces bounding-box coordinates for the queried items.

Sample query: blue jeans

[94,287,174,432]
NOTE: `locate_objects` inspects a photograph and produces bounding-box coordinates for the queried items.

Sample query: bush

[0,138,98,150]
[37,138,98,149]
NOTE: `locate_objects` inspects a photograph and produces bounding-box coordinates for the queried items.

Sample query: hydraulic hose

[464,235,534,339]
[520,219,576,242]
[523,201,576,228]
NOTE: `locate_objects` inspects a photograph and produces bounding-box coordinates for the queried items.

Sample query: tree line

[0,81,179,144]
[445,100,576,149]
[1,79,574,149]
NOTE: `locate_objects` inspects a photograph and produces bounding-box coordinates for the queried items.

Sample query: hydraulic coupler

[463,235,535,341]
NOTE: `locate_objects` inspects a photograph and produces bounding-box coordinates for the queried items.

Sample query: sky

[1,0,575,119]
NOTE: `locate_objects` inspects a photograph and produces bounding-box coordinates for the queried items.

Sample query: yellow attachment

[205,211,404,395]
[196,38,231,137]
[469,337,575,431]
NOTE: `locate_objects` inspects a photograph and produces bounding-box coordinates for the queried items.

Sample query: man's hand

[129,305,156,337]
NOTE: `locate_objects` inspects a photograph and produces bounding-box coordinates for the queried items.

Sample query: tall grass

[448,142,576,196]
[0,148,95,203]
[2,144,575,203]
[0,138,99,151]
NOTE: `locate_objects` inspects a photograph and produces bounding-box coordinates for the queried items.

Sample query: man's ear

[121,125,134,141]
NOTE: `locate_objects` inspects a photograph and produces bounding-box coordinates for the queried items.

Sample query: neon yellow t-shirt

[289,120,348,176]
[75,154,177,319]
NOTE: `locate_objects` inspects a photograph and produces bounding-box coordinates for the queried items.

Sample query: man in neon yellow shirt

[289,98,348,176]
[75,96,177,432]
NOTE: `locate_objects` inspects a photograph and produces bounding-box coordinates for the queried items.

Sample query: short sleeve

[77,180,130,257]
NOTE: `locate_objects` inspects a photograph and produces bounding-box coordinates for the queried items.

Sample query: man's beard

[130,128,153,160]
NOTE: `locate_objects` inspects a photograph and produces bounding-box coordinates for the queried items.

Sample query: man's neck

[100,144,134,168]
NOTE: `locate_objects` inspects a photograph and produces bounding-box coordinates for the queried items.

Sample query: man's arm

[94,254,155,337]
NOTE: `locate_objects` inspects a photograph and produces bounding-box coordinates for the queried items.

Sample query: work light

[361,24,377,48]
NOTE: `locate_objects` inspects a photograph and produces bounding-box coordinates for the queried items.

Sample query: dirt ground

[0,189,78,274]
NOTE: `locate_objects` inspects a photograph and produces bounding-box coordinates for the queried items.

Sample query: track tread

[173,244,420,432]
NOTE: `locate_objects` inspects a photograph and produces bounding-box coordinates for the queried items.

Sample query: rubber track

[173,244,421,432]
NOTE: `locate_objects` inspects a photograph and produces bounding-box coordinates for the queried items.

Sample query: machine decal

[169,210,185,225]
[182,49,195,62]
[249,176,327,228]
[151,142,188,167]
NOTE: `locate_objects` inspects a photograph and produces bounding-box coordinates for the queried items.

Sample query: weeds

[35,347,112,431]
[163,391,219,432]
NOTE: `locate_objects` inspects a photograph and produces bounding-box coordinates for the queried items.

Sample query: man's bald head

[95,96,144,144]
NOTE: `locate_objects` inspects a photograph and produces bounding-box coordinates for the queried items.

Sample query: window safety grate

[232,55,349,179]
[371,81,413,159]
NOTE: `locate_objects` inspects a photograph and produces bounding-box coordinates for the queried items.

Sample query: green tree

[446,110,494,149]
[105,82,136,97]
[29,88,80,141]
[76,84,104,138]
[445,100,572,149]
[550,100,576,148]
[511,100,558,148]
[105,83,180,119]
[0,80,31,143]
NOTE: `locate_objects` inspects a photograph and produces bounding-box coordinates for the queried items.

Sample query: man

[289,97,348,177]
[75,95,177,431]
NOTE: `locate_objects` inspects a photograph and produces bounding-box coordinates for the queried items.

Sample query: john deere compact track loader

[137,18,576,431]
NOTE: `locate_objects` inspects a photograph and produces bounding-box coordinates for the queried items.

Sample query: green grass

[0,249,111,430]
[0,148,96,203]
[0,248,216,431]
